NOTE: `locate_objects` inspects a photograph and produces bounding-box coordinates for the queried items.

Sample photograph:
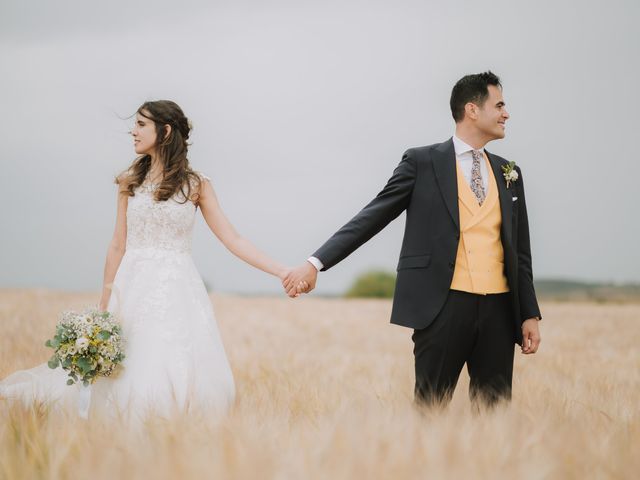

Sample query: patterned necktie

[470,149,486,205]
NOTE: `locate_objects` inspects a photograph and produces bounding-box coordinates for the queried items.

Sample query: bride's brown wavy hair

[117,100,201,203]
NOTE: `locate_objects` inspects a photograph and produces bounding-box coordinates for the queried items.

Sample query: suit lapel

[486,149,513,245]
[432,139,459,231]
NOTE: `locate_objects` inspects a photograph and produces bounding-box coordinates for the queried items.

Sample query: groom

[284,71,541,407]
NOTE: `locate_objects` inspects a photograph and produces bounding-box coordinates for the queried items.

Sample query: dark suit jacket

[312,138,541,345]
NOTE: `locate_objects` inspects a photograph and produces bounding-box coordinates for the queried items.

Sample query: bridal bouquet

[45,308,125,386]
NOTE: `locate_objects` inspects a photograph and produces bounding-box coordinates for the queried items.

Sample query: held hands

[282,261,318,298]
[275,267,291,283]
[521,318,541,354]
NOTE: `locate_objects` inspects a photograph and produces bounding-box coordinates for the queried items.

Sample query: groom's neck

[454,125,492,150]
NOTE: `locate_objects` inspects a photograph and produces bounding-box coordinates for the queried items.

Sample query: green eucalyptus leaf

[97,330,111,341]
[76,357,90,373]
[47,356,60,369]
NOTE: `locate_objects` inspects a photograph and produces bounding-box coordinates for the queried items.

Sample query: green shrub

[345,270,396,298]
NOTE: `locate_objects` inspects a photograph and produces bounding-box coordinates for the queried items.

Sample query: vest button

[448,262,455,269]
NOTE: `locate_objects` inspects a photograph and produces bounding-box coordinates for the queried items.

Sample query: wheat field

[0,289,638,480]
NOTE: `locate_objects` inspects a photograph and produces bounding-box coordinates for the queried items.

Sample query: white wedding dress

[0,174,236,424]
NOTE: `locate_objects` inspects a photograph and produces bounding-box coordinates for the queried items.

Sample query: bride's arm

[197,178,289,280]
[99,185,128,310]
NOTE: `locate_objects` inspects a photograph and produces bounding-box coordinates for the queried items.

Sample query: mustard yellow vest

[450,154,510,294]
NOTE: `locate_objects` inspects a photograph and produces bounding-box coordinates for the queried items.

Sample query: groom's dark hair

[450,71,502,123]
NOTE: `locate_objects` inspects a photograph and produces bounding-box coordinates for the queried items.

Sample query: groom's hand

[283,261,318,298]
[521,318,541,354]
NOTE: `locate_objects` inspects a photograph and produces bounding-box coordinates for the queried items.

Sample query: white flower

[75,337,90,351]
[501,161,519,188]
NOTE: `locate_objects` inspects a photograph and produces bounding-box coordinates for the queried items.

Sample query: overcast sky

[0,0,638,295]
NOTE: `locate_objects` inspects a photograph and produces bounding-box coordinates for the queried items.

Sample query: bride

[0,100,296,423]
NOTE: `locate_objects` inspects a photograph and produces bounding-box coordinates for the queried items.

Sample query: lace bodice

[125,175,207,254]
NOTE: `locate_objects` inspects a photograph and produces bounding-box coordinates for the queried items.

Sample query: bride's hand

[277,268,309,295]
[276,267,292,282]
[98,298,109,311]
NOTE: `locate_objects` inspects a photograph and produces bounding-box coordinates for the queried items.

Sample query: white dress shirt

[452,134,490,194]
[308,135,490,272]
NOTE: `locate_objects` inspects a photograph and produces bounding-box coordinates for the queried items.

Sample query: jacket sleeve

[515,166,542,321]
[312,150,417,271]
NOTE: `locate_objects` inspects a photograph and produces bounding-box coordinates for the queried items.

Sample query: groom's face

[475,85,509,140]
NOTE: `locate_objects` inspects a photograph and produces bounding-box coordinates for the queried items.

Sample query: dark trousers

[412,290,515,408]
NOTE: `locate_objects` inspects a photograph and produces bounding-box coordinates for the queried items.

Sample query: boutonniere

[501,161,519,188]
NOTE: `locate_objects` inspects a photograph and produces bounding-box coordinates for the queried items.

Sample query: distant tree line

[345,271,640,302]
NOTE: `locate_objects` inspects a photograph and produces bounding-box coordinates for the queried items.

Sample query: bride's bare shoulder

[196,171,211,182]
[188,171,213,204]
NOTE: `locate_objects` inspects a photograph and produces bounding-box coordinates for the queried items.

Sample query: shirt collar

[452,134,483,156]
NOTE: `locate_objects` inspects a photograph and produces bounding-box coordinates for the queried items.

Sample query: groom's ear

[464,102,479,120]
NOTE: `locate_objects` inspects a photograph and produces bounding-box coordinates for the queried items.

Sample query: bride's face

[131,111,158,156]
